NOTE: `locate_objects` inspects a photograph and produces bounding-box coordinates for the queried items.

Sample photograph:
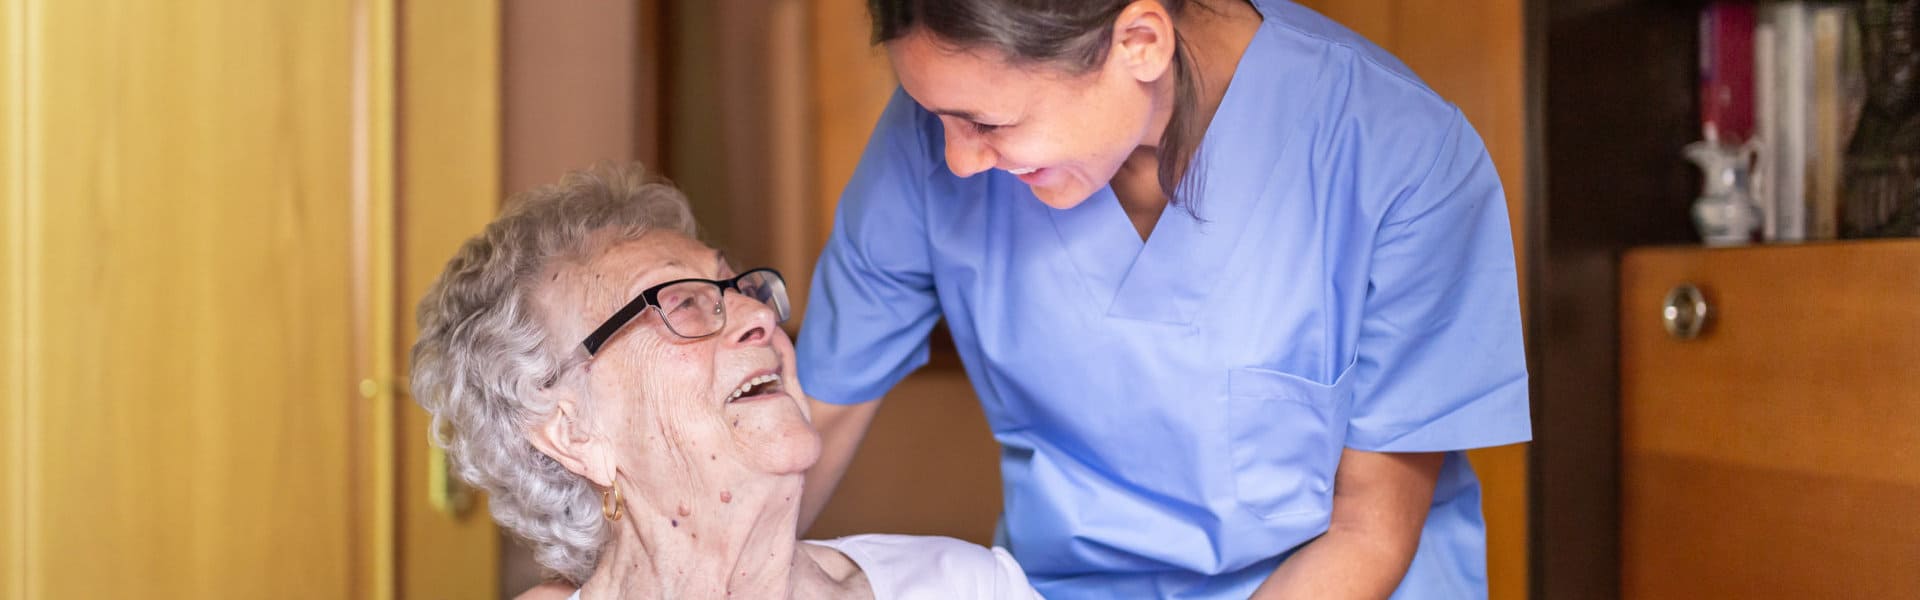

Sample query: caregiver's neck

[576,474,853,599]
[1117,0,1263,239]
[1170,0,1263,141]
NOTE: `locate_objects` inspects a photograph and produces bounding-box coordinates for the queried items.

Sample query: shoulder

[810,534,999,574]
[1253,1,1432,97]
[835,87,957,235]
[807,534,1041,600]
[1253,5,1479,208]
[1242,1,1457,139]
[511,581,578,600]
[867,87,947,177]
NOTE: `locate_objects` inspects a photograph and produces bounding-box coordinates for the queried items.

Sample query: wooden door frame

[393,0,504,598]
[2,0,26,597]
[1527,1,1705,598]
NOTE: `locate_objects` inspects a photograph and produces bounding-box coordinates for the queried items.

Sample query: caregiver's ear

[1111,0,1177,83]
[527,393,617,488]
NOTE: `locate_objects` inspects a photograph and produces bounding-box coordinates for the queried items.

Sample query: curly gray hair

[409,163,698,583]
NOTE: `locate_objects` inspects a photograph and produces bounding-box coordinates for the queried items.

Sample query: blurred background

[2,1,1914,599]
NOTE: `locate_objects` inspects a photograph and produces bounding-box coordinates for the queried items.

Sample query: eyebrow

[620,250,729,298]
[623,260,681,298]
[930,108,988,122]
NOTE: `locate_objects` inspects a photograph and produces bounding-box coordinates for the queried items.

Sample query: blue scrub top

[798,1,1532,598]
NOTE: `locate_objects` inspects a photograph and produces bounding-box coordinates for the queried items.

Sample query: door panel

[5,0,502,596]
[1620,240,1920,598]
[19,1,360,597]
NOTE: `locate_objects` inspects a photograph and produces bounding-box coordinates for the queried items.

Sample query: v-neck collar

[1045,1,1320,325]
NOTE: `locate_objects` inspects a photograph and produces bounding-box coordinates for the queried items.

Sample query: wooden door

[6,1,365,597]
[2,0,501,597]
[1620,240,1920,598]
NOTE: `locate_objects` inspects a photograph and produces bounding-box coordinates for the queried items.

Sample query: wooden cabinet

[2,0,500,597]
[1619,240,1920,598]
[1525,2,1920,598]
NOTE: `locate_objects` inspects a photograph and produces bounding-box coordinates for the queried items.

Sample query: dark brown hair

[871,0,1208,213]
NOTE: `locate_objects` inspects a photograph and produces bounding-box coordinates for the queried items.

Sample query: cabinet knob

[1662,283,1711,340]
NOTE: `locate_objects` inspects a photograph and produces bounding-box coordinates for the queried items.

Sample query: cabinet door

[1620,241,1920,599]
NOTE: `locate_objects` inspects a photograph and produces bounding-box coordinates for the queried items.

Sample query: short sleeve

[1345,110,1532,452]
[796,89,944,405]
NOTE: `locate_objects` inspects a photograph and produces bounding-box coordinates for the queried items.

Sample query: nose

[722,289,778,346]
[944,126,996,178]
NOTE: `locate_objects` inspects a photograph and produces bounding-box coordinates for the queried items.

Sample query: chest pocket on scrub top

[1227,365,1353,519]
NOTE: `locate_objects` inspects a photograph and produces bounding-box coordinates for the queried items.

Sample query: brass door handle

[388,377,476,519]
[1662,283,1711,340]
[429,441,476,519]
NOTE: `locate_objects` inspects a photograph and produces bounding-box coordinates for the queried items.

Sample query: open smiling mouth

[725,373,785,404]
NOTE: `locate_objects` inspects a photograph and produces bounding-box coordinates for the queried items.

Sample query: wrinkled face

[888,28,1162,209]
[537,231,820,486]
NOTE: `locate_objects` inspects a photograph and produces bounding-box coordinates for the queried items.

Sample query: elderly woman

[411,164,1040,599]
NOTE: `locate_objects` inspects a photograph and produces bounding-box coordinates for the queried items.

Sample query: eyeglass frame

[577,267,790,357]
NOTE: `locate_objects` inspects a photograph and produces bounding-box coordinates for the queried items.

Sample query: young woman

[798,1,1531,598]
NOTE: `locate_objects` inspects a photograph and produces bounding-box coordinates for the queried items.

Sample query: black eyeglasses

[580,267,791,356]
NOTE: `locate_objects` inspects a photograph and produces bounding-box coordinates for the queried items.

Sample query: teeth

[727,373,781,402]
[1005,167,1036,175]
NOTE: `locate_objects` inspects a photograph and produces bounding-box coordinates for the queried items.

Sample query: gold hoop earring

[601,484,624,522]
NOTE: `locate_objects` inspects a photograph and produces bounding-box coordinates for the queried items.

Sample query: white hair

[409,163,697,583]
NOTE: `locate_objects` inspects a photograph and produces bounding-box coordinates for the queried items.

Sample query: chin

[763,419,825,475]
[1030,184,1098,210]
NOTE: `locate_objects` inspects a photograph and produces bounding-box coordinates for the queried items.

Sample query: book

[1760,2,1810,242]
[1807,4,1862,240]
[1702,2,1757,145]
[1755,8,1780,238]
[1751,1,1863,242]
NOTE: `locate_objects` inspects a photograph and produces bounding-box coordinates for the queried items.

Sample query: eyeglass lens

[655,270,789,338]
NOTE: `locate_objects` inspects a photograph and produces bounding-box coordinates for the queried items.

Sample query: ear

[526,390,618,488]
[1111,0,1177,83]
